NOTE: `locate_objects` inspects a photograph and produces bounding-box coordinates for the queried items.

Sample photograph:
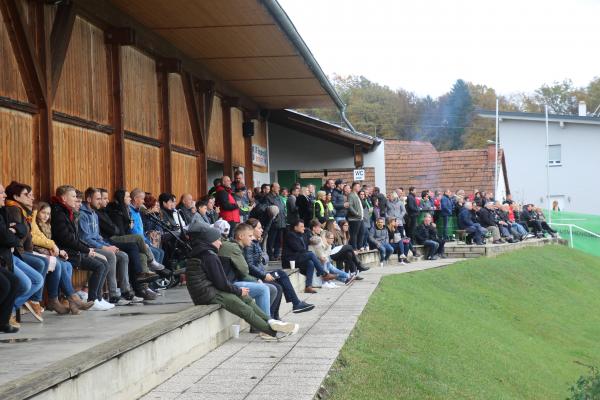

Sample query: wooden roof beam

[50,0,76,101]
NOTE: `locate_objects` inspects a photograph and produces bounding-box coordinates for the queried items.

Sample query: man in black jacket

[185,224,298,341]
[414,213,445,260]
[265,182,286,260]
[331,179,348,223]
[476,202,503,244]
[405,187,419,239]
[51,185,111,309]
[0,185,21,333]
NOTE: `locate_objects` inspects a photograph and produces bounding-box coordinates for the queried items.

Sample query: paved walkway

[141,258,459,400]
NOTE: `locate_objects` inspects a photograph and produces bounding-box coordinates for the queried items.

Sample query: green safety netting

[549,211,600,258]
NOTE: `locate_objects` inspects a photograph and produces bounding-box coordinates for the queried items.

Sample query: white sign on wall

[252,144,268,168]
[353,169,365,181]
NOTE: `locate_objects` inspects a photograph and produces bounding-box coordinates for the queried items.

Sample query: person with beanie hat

[185,223,299,341]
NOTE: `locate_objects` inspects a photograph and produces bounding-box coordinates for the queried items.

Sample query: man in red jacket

[215,176,240,237]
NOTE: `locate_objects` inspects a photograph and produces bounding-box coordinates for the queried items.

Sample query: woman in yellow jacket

[31,203,94,314]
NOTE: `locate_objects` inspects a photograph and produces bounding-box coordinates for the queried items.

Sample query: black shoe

[354,275,365,280]
[357,264,370,272]
[293,302,315,313]
[440,254,447,259]
[430,255,439,261]
[0,324,19,333]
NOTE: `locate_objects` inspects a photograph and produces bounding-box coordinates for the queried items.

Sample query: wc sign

[353,169,365,181]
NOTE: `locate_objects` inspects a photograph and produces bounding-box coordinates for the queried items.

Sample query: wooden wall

[172,151,199,199]
[0,14,28,102]
[124,139,162,195]
[121,46,159,138]
[231,107,245,167]
[54,17,110,124]
[207,95,224,162]
[0,108,34,186]
[168,73,195,149]
[53,122,113,193]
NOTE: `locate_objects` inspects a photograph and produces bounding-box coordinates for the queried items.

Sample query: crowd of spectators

[0,172,557,338]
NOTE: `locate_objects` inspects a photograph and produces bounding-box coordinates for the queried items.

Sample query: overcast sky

[278,0,600,98]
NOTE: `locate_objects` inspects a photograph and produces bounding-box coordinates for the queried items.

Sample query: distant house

[384,140,508,198]
[479,110,600,215]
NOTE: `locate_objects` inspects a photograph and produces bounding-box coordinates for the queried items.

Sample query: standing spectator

[405,187,419,239]
[347,182,364,250]
[265,183,286,260]
[359,190,373,250]
[331,179,348,223]
[215,176,240,236]
[386,191,406,231]
[313,190,327,224]
[286,185,301,226]
[296,187,313,226]
[414,213,446,260]
[440,189,454,240]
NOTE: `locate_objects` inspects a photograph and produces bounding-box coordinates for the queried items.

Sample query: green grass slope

[323,245,600,400]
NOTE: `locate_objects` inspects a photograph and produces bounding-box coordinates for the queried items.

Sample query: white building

[480,109,600,215]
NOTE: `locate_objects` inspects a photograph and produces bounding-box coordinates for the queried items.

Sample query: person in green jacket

[216,221,282,319]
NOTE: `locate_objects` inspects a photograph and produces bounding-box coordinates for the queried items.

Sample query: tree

[432,79,473,150]
[533,79,585,114]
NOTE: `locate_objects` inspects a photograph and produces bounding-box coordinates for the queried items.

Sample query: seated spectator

[414,213,446,260]
[32,202,94,314]
[206,197,219,224]
[458,202,487,245]
[498,203,529,240]
[487,202,517,243]
[476,202,504,244]
[129,189,165,272]
[440,189,454,240]
[474,191,484,207]
[5,181,52,321]
[309,229,356,287]
[243,218,314,313]
[177,193,196,225]
[194,199,212,226]
[369,217,393,266]
[0,257,19,333]
[185,224,298,341]
[503,193,514,205]
[51,185,111,311]
[79,188,133,306]
[323,220,367,276]
[215,222,274,320]
[159,192,186,234]
[282,219,336,293]
[386,218,410,264]
[313,190,327,224]
[533,207,558,237]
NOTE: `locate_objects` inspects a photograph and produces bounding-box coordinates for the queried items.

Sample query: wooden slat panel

[202,56,313,81]
[124,139,161,195]
[168,73,194,149]
[228,78,325,97]
[121,46,159,138]
[252,118,267,173]
[207,95,224,162]
[0,15,28,102]
[255,95,333,109]
[52,122,113,193]
[171,151,199,199]
[110,0,273,29]
[231,107,244,167]
[0,108,33,185]
[54,17,110,124]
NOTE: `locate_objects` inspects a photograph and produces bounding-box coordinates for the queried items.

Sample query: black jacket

[520,208,537,223]
[187,235,242,303]
[414,223,439,244]
[476,207,497,228]
[296,194,313,225]
[406,193,419,216]
[97,207,120,239]
[282,229,308,267]
[0,207,21,271]
[332,189,347,219]
[51,199,90,266]
[106,202,131,237]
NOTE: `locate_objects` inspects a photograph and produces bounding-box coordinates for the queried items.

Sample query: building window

[548,144,561,166]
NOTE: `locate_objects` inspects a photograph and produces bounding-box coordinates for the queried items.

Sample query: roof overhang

[269,109,378,150]
[478,109,600,126]
[108,0,342,110]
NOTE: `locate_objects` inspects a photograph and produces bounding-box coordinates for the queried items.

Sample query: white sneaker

[268,320,299,333]
[150,260,165,271]
[379,262,384,267]
[89,299,111,311]
[323,281,338,289]
[99,299,115,309]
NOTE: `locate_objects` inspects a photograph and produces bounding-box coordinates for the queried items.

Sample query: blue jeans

[234,281,271,317]
[298,251,328,287]
[325,261,349,282]
[21,252,49,302]
[361,225,370,248]
[511,223,528,236]
[46,259,76,298]
[13,256,44,309]
[377,243,394,261]
[150,245,164,264]
[441,215,450,239]
[390,241,408,257]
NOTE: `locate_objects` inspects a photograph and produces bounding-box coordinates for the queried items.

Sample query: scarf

[5,199,32,224]
[51,196,74,221]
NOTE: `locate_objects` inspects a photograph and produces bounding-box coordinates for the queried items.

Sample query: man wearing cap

[185,223,299,340]
[332,179,348,224]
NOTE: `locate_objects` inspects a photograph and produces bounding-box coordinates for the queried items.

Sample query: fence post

[569,225,573,248]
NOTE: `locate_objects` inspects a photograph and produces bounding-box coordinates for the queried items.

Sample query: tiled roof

[385,140,506,195]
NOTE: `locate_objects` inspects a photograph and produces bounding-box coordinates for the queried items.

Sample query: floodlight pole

[545,105,551,223]
[495,98,499,198]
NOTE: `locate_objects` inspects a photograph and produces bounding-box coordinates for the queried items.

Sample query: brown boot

[304,286,317,294]
[47,298,70,315]
[321,273,337,282]
[67,298,82,315]
[69,294,94,311]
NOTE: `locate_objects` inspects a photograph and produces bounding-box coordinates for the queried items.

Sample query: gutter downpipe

[260,0,358,134]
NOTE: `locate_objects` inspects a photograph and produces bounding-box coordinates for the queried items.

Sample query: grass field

[550,210,600,258]
[322,245,600,400]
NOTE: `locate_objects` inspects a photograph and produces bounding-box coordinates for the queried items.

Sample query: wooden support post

[50,1,76,100]
[182,72,207,195]
[108,43,125,189]
[221,98,236,178]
